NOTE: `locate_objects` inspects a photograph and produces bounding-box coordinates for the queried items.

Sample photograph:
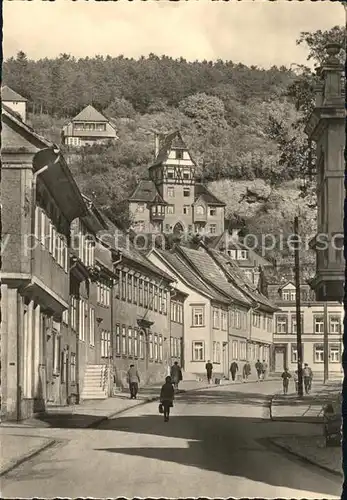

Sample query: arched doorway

[173,222,184,234]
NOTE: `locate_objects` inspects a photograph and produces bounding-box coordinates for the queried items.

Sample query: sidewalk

[270,380,342,423]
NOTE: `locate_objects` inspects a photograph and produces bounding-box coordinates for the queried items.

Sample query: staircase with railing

[80,365,108,400]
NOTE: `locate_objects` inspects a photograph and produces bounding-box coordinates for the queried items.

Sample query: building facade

[1,104,87,420]
[61,105,118,147]
[305,43,345,302]
[128,131,226,236]
[1,85,28,122]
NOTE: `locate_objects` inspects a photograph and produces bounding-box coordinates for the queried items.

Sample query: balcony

[193,211,207,224]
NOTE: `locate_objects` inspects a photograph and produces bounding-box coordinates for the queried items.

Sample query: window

[235,310,241,329]
[139,331,144,359]
[135,220,145,232]
[192,306,205,326]
[209,224,217,234]
[329,316,341,334]
[170,337,174,357]
[195,205,205,215]
[175,150,183,159]
[78,299,87,341]
[291,344,298,363]
[167,205,175,214]
[52,329,61,376]
[128,327,133,356]
[237,250,249,260]
[148,283,153,310]
[212,341,221,363]
[183,205,190,215]
[276,315,288,334]
[70,296,77,331]
[159,335,163,362]
[165,224,170,231]
[330,345,340,363]
[134,329,138,357]
[167,187,175,198]
[240,341,247,361]
[227,249,236,259]
[163,290,168,315]
[89,307,95,346]
[121,272,127,300]
[139,279,143,306]
[192,341,204,361]
[232,340,238,360]
[154,334,158,361]
[70,353,76,383]
[149,334,153,359]
[314,344,324,363]
[213,308,220,329]
[183,188,190,197]
[115,324,121,355]
[267,317,273,333]
[183,171,190,180]
[97,281,111,307]
[291,314,304,334]
[154,286,158,311]
[133,277,138,304]
[167,170,174,179]
[62,309,69,325]
[137,204,145,213]
[144,282,149,308]
[209,207,217,216]
[221,310,227,331]
[282,289,296,301]
[314,316,324,334]
[121,326,127,355]
[158,289,163,313]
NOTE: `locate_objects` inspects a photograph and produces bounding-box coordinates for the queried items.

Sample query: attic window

[175,150,183,160]
[183,188,191,197]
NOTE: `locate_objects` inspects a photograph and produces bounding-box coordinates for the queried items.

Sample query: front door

[275,348,285,372]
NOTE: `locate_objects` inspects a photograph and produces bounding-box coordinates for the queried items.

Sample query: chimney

[230,228,240,241]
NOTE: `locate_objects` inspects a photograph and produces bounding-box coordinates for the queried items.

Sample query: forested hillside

[3,26,344,263]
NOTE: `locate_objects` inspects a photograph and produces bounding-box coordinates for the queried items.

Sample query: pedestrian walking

[255,360,263,381]
[281,368,291,395]
[127,364,140,399]
[205,360,213,384]
[230,361,239,381]
[242,362,251,381]
[160,375,175,422]
[262,359,268,380]
[293,370,298,393]
[170,361,182,391]
[303,363,313,394]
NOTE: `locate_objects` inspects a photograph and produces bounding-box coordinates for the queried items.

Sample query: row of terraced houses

[1,66,344,422]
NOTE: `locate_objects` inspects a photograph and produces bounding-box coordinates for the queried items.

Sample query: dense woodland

[3,26,344,264]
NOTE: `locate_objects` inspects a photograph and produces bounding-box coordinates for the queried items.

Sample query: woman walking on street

[160,376,175,422]
[281,368,291,395]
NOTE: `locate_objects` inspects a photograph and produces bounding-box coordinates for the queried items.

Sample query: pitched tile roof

[208,249,278,311]
[72,104,109,122]
[194,183,226,206]
[2,85,27,102]
[128,180,166,203]
[151,130,194,168]
[261,264,315,286]
[177,246,252,306]
[155,249,229,303]
[97,214,173,281]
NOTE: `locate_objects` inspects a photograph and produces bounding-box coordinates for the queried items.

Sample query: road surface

[1,382,342,498]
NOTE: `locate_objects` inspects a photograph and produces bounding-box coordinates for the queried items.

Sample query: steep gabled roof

[194,183,226,206]
[72,104,109,122]
[154,248,230,304]
[176,246,252,307]
[128,180,166,204]
[150,130,195,168]
[2,85,27,102]
[97,214,173,281]
[261,264,315,286]
[208,249,278,311]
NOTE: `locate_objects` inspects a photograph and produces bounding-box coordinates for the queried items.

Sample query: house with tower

[128,131,226,236]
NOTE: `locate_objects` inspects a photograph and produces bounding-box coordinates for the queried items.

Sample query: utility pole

[323,300,329,384]
[294,217,303,397]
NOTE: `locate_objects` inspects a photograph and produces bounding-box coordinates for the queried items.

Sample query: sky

[3,0,345,69]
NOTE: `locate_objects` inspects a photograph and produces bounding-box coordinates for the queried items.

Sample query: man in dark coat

[205,360,213,384]
[127,364,140,399]
[255,360,263,381]
[230,361,239,381]
[170,361,182,391]
[242,362,251,381]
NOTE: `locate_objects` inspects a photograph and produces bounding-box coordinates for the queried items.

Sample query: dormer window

[282,289,296,301]
[175,150,183,160]
[237,250,248,260]
[183,171,190,180]
[196,205,205,215]
[227,249,236,259]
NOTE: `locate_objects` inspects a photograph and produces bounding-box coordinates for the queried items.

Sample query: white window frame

[192,306,205,327]
[314,316,324,334]
[159,335,163,362]
[134,329,138,357]
[70,353,76,382]
[209,224,217,234]
[276,315,288,334]
[329,345,340,363]
[192,341,205,361]
[314,344,324,363]
[232,340,238,360]
[167,187,175,198]
[89,307,95,346]
[128,327,133,356]
[213,308,220,329]
[149,333,153,359]
[329,316,341,334]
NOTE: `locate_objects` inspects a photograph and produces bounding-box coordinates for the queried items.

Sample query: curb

[268,438,343,478]
[0,439,57,477]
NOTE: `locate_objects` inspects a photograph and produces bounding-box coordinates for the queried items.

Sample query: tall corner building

[128,131,226,235]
